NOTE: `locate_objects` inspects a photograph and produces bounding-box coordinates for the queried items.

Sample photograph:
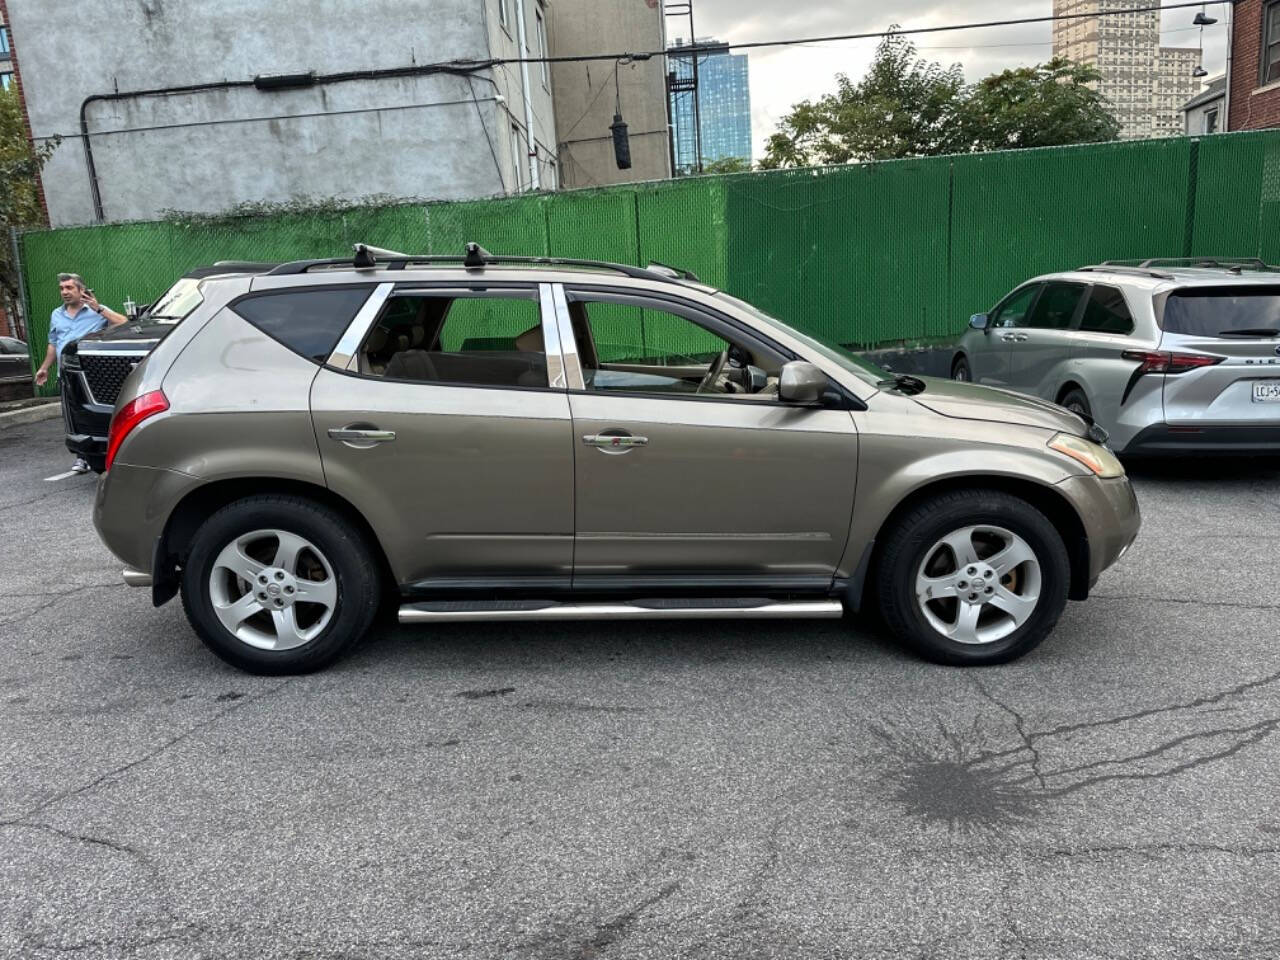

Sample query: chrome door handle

[1014,334,1029,341]
[1000,333,1019,342]
[583,433,648,449]
[328,427,396,443]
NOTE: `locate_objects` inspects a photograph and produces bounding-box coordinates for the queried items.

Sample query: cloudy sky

[681,0,1231,156]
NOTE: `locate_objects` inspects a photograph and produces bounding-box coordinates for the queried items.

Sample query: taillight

[1121,350,1224,375]
[105,389,168,471]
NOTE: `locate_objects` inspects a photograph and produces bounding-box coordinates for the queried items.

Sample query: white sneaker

[71,458,91,474]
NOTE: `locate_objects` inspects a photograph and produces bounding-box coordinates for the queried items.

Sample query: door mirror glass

[778,361,826,404]
[969,313,989,330]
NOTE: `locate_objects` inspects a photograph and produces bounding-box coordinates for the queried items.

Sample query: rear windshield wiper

[1217,328,1280,338]
[876,374,927,395]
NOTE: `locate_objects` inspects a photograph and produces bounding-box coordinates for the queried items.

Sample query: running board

[398,598,844,624]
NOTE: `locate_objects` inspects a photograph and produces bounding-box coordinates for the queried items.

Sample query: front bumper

[1056,474,1141,588]
[59,369,111,465]
[1122,423,1280,457]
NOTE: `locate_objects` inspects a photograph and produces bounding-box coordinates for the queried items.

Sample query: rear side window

[1080,285,1134,334]
[1026,282,1086,329]
[1162,286,1280,337]
[232,287,373,363]
[357,291,547,388]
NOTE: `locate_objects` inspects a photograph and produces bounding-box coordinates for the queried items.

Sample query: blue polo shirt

[49,304,109,361]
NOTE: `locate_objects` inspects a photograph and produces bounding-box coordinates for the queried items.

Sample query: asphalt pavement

[1,417,1278,959]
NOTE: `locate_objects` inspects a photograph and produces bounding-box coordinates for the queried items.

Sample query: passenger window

[991,285,1040,328]
[232,287,373,362]
[569,294,784,399]
[1079,285,1135,334]
[1026,282,1086,330]
[358,291,547,388]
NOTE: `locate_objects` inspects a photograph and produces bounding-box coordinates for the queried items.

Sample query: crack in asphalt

[1091,592,1280,611]
[0,582,126,630]
[877,668,1280,829]
[572,880,682,959]
[1043,842,1280,860]
[1,680,292,826]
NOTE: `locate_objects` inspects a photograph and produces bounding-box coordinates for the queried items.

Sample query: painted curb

[0,402,61,429]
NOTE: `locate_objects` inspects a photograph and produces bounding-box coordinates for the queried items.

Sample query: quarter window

[990,285,1041,328]
[1026,282,1086,330]
[357,291,547,388]
[1079,285,1135,334]
[232,287,373,363]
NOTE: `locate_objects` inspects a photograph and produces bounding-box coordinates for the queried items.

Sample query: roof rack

[266,242,703,285]
[1100,257,1279,275]
[1076,264,1177,280]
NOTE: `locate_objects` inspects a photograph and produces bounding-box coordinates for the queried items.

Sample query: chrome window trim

[328,282,394,372]
[550,283,585,390]
[538,283,567,389]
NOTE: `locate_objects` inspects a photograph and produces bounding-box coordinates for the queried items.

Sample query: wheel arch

[853,474,1091,612]
[1056,380,1087,405]
[951,351,969,376]
[152,477,396,607]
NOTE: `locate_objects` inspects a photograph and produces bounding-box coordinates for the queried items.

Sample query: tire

[180,495,380,674]
[1059,387,1091,420]
[951,356,971,382]
[874,489,1071,666]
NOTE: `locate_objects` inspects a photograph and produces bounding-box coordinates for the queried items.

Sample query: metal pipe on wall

[513,0,542,190]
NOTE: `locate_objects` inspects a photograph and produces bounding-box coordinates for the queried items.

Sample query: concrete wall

[549,0,669,187]
[7,0,558,225]
[482,0,560,191]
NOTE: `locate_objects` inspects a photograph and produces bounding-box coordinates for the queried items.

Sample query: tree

[761,35,1119,169]
[760,32,966,169]
[697,156,753,175]
[956,58,1120,151]
[0,86,58,341]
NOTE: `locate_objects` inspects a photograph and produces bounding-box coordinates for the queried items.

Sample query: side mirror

[969,313,989,331]
[779,361,826,405]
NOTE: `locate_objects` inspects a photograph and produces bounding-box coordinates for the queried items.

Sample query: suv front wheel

[875,489,1070,665]
[180,495,380,674]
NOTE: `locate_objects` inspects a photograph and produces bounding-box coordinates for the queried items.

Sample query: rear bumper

[1056,474,1141,589]
[1122,423,1280,456]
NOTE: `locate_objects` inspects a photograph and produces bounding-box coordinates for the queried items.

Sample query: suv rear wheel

[180,495,380,674]
[874,489,1070,665]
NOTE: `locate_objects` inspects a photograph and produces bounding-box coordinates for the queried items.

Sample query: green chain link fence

[19,129,1280,396]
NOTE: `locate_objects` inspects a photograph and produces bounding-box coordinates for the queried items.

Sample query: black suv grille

[80,354,142,406]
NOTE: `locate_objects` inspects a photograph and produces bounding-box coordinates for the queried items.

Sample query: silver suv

[94,244,1140,674]
[952,259,1280,455]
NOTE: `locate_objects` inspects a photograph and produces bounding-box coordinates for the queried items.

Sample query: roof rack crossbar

[265,242,704,285]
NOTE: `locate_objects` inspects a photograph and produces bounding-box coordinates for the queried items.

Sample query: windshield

[1162,286,1280,337]
[146,277,204,324]
[714,292,888,383]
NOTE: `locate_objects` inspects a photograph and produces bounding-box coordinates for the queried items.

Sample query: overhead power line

[469,1,1226,66]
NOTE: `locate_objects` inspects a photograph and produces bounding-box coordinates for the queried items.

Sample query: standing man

[34,273,128,474]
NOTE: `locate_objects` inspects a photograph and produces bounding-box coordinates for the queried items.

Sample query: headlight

[1048,433,1125,478]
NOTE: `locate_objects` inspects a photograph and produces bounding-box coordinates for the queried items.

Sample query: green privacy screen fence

[19,129,1280,396]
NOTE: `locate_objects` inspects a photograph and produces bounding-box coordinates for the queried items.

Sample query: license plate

[1253,381,1280,403]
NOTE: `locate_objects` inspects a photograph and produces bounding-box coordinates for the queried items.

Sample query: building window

[497,0,509,30]
[535,7,549,87]
[0,73,10,91]
[1265,1,1280,85]
[0,26,10,57]
[1205,107,1219,133]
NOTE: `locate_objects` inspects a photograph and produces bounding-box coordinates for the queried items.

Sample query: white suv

[951,259,1280,455]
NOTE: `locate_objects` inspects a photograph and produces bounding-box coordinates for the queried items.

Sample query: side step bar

[398,598,844,624]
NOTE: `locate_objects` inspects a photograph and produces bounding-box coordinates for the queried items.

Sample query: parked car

[951,259,1280,455]
[0,335,30,383]
[60,264,276,472]
[93,244,1140,674]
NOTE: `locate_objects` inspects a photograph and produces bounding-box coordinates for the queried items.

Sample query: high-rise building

[1052,0,1201,139]
[668,38,752,172]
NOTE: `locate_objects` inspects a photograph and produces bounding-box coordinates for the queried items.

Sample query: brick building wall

[1230,0,1280,129]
